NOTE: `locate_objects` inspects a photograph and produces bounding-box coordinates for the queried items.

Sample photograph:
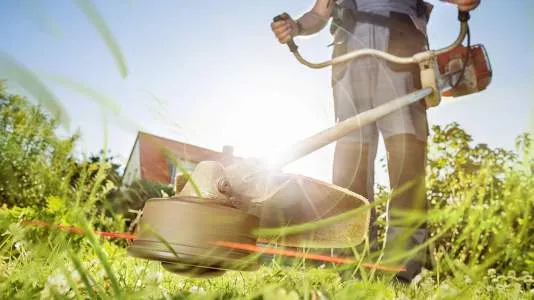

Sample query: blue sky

[1,0,533,184]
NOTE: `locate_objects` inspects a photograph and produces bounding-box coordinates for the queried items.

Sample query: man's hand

[442,0,481,12]
[271,13,300,44]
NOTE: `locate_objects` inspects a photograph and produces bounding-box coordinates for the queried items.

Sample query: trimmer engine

[438,44,492,98]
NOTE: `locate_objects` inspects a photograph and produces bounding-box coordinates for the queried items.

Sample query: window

[168,161,177,185]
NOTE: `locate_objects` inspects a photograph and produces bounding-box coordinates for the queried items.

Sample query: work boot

[332,140,377,244]
[384,226,429,282]
[382,133,429,282]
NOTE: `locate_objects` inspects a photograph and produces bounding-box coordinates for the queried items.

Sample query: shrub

[110,179,175,231]
[0,83,79,209]
[373,123,534,277]
[0,83,126,236]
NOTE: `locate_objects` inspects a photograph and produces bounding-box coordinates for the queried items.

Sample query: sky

[1,0,533,185]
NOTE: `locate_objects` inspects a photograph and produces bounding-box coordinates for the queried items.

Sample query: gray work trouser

[331,11,429,201]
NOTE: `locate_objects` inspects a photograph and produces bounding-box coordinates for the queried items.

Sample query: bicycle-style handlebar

[273,11,470,68]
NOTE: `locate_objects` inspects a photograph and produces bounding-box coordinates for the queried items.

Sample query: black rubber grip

[273,15,298,53]
[458,10,470,22]
[273,15,283,22]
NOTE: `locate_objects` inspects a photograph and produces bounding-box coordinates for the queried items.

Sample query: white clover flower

[189,285,205,294]
[14,241,29,258]
[146,271,163,285]
[96,268,106,279]
[464,275,472,285]
[42,273,71,297]
[161,287,170,298]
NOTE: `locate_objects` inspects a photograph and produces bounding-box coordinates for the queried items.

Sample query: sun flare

[215,92,335,181]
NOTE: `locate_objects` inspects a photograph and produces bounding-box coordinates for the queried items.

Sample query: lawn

[1,83,533,299]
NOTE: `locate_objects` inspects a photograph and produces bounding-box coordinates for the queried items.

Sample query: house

[122,131,240,188]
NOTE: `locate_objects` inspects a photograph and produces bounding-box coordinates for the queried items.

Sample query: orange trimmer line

[22,220,139,241]
[212,240,406,273]
[23,220,405,273]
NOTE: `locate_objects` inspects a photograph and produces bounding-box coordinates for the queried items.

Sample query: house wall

[133,132,240,188]
[122,139,141,186]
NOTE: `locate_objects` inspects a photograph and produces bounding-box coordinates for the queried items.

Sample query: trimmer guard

[254,173,370,248]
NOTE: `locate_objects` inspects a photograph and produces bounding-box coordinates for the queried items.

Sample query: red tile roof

[136,131,240,184]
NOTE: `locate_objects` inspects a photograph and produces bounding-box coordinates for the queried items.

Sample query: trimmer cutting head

[127,161,370,277]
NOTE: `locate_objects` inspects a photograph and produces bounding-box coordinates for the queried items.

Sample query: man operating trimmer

[270,0,481,282]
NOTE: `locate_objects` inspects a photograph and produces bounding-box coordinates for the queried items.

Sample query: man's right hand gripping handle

[271,13,299,53]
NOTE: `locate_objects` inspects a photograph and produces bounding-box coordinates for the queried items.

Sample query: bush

[426,124,533,277]
[0,83,79,209]
[111,179,175,231]
[0,83,126,237]
[374,122,534,277]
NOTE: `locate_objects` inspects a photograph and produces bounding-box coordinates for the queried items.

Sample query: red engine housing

[438,44,492,98]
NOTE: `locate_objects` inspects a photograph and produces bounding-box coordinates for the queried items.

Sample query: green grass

[0,132,532,299]
[0,232,532,300]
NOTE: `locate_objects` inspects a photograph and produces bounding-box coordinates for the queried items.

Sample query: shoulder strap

[338,0,358,12]
[330,0,427,35]
[417,0,436,21]
[329,0,358,35]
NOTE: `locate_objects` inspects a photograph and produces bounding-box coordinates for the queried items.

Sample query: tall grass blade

[76,0,129,78]
[0,52,70,130]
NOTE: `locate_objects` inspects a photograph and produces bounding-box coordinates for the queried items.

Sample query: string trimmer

[127,10,491,278]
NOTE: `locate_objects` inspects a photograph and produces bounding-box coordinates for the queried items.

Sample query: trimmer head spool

[127,195,261,274]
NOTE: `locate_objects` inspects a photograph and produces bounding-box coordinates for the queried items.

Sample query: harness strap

[330,0,427,35]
